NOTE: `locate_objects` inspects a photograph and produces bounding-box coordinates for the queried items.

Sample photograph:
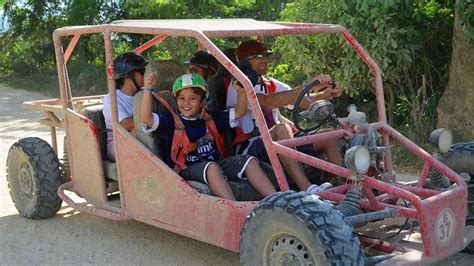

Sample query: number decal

[435,208,456,246]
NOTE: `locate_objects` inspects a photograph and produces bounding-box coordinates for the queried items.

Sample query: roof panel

[54,19,342,39]
[111,19,290,35]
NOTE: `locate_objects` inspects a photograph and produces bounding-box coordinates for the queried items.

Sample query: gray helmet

[114,52,148,79]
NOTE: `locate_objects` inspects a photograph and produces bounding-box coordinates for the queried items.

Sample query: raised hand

[233,79,245,94]
[144,71,158,88]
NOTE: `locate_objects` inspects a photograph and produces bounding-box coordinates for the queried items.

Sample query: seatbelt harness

[153,94,226,173]
[231,77,277,146]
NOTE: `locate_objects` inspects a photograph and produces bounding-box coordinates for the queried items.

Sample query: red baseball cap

[236,40,272,61]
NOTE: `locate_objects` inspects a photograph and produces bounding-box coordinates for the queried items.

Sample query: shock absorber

[428,169,451,189]
[336,188,362,217]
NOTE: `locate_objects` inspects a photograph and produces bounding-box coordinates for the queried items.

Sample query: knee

[272,124,293,140]
[206,162,222,176]
[248,157,259,167]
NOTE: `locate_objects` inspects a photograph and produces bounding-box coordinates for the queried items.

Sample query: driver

[226,40,343,193]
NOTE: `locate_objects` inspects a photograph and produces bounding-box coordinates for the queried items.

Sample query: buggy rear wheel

[6,137,62,219]
[239,191,365,265]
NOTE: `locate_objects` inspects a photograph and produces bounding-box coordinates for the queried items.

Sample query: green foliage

[121,0,290,67]
[0,0,463,148]
[458,0,474,44]
[0,58,107,97]
[275,0,454,143]
[1,0,65,73]
[0,0,291,89]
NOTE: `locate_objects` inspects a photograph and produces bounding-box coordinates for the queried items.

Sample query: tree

[274,0,454,143]
[437,0,474,140]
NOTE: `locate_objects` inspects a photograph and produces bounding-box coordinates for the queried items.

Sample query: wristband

[142,87,155,93]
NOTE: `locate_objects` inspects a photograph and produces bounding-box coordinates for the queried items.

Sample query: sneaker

[307,182,333,194]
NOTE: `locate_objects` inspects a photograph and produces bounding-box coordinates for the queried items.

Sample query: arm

[140,90,154,128]
[233,80,248,120]
[257,74,334,109]
[140,71,158,128]
[120,117,135,131]
[257,88,303,109]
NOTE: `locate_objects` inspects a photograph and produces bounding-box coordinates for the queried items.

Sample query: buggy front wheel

[239,191,365,265]
[6,137,63,219]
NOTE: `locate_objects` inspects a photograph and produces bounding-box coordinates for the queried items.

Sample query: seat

[132,58,278,200]
[133,90,272,201]
[133,59,182,158]
[80,105,119,192]
[206,48,237,112]
[133,90,176,159]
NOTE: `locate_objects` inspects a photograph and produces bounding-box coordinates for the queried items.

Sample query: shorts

[179,154,255,184]
[235,133,326,182]
[236,136,317,164]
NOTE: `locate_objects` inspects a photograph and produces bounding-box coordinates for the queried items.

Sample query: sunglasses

[248,53,272,59]
[188,66,205,74]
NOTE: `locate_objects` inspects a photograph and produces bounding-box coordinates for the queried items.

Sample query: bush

[273,0,453,145]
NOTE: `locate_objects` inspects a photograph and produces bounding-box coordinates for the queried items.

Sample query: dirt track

[0,85,239,265]
[0,84,472,265]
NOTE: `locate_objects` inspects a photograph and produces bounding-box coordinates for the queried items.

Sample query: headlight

[344,145,371,174]
[429,128,452,153]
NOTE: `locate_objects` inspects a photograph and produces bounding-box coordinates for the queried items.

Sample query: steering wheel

[292,80,335,132]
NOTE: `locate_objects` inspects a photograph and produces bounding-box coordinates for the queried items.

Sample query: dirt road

[0,84,472,265]
[0,85,239,265]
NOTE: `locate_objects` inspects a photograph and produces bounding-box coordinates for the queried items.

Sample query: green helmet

[172,73,208,98]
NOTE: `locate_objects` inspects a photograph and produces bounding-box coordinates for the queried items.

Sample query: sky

[0,10,5,33]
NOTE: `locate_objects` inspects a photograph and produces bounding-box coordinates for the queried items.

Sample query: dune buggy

[5,19,474,265]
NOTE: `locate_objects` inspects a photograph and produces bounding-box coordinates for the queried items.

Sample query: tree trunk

[437,0,474,141]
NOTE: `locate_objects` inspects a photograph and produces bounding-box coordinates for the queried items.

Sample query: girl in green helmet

[140,73,276,200]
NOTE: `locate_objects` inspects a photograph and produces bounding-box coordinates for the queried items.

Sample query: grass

[391,141,428,173]
[0,60,108,97]
[0,71,60,96]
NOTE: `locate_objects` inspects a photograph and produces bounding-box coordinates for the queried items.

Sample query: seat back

[133,90,177,160]
[81,105,108,160]
[80,105,118,183]
[207,72,236,154]
[133,59,182,160]
[207,47,237,112]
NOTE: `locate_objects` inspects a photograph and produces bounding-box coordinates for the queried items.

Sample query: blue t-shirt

[147,109,230,167]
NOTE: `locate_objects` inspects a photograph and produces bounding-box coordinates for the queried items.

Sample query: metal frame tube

[345,208,396,225]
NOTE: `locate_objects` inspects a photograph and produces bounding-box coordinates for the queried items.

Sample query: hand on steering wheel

[292,80,339,132]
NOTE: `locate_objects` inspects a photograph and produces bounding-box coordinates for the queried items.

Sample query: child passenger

[140,73,276,200]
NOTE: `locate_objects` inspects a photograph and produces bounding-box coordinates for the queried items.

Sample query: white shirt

[226,77,292,134]
[103,89,135,161]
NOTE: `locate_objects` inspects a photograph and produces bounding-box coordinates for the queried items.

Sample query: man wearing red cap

[227,40,343,193]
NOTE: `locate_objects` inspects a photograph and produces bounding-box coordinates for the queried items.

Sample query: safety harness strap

[153,93,226,173]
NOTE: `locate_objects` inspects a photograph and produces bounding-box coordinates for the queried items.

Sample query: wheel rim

[18,161,35,199]
[268,234,314,266]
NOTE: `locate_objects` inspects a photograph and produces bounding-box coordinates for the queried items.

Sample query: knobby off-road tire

[6,137,62,219]
[240,191,365,265]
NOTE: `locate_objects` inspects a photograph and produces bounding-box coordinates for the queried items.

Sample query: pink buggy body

[18,19,474,264]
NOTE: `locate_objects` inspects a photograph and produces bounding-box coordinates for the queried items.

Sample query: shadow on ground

[0,206,240,265]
